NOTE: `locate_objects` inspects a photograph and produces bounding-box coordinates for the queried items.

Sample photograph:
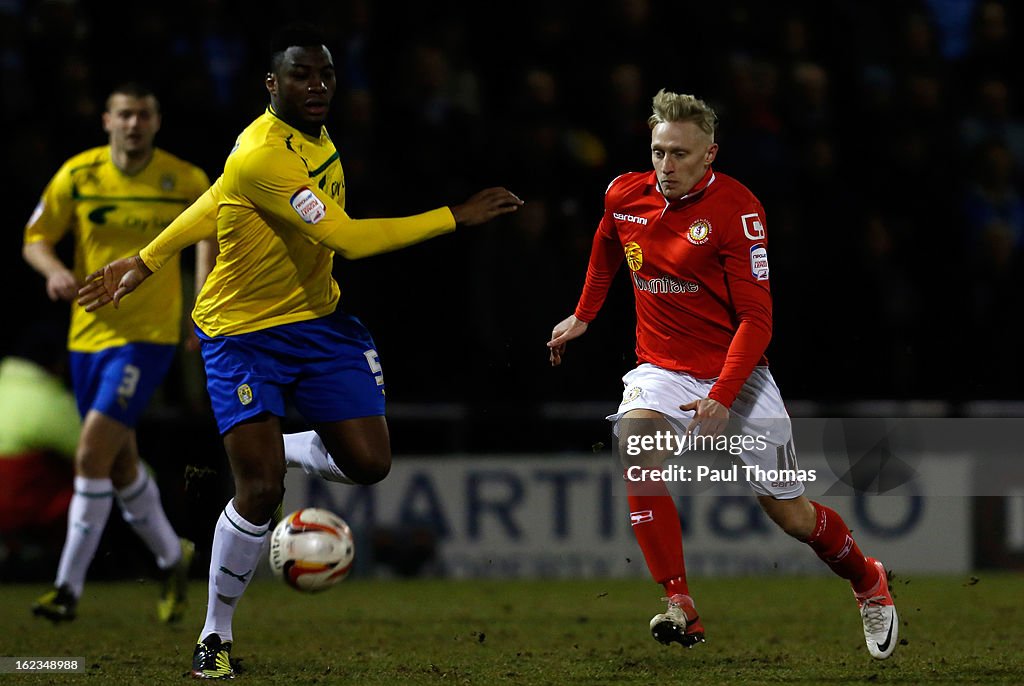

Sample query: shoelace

[659,595,696,624]
[860,595,890,633]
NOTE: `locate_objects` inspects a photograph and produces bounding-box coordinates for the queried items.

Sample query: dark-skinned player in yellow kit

[79,22,522,680]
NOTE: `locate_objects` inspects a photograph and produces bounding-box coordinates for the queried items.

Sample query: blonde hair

[647,89,718,139]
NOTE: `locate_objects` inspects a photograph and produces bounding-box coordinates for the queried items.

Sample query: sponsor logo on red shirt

[614,212,648,226]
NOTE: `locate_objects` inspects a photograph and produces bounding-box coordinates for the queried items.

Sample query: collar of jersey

[651,167,716,206]
[265,106,327,142]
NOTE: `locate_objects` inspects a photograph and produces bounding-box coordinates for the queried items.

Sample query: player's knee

[618,446,662,470]
[108,461,137,490]
[616,412,673,469]
[74,445,113,478]
[345,455,391,485]
[235,477,285,522]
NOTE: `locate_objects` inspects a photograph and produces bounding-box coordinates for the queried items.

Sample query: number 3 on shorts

[118,364,141,399]
[363,349,384,386]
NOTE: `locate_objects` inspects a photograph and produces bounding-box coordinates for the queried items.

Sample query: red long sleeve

[575,215,624,323]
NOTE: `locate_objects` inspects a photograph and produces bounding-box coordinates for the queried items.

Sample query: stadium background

[1,0,1022,581]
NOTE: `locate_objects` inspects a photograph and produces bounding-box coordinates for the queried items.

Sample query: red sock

[804,501,879,593]
[626,472,688,596]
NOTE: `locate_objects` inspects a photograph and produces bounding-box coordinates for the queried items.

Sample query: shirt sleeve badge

[290,187,326,224]
[749,244,770,281]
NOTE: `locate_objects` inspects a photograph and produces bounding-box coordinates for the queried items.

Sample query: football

[268,507,355,592]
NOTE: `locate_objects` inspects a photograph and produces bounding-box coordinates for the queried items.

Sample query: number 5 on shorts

[363,349,384,386]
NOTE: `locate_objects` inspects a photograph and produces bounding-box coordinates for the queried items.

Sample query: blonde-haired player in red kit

[548,89,898,659]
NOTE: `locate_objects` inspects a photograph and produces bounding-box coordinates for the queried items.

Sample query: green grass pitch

[2,573,1022,684]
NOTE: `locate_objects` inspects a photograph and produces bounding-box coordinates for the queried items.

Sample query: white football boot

[855,558,898,659]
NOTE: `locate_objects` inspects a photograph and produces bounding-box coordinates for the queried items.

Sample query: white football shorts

[608,363,804,499]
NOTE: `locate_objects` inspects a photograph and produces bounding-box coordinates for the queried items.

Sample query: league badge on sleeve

[749,244,770,281]
[290,187,326,224]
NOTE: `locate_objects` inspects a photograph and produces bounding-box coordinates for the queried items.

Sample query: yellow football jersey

[24,147,209,351]
[141,109,455,337]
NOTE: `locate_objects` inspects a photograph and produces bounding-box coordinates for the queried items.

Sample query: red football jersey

[574,168,772,407]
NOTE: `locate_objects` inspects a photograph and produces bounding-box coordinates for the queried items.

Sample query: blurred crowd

[2,0,1022,417]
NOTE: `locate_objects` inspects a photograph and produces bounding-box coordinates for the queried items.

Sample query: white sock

[200,499,269,643]
[55,477,114,598]
[283,430,354,484]
[116,467,181,570]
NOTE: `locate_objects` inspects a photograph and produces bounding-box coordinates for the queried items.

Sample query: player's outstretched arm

[547,314,589,366]
[450,187,524,226]
[77,255,153,311]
